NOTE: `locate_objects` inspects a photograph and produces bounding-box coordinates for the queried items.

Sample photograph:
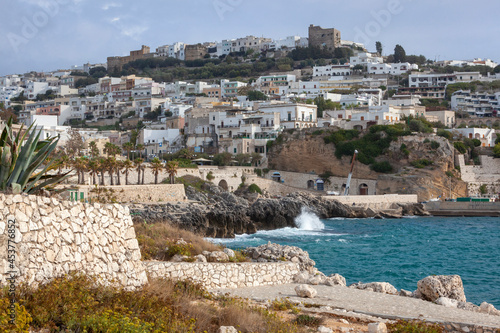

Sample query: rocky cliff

[267,130,467,201]
[130,182,428,238]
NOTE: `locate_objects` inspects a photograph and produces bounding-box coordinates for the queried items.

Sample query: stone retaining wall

[145,261,301,289]
[0,194,147,289]
[77,184,187,203]
[325,194,419,209]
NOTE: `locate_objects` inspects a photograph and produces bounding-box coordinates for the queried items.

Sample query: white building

[382,94,422,107]
[446,128,497,147]
[230,36,272,53]
[368,63,418,75]
[409,73,456,88]
[221,80,247,98]
[156,42,185,60]
[259,102,317,129]
[313,65,351,78]
[25,81,50,99]
[267,36,307,50]
[349,52,383,66]
[0,86,24,106]
[451,90,500,117]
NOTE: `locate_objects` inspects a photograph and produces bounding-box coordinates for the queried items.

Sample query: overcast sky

[1,0,499,76]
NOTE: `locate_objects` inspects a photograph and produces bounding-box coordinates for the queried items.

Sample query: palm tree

[106,157,116,185]
[134,158,144,185]
[88,159,100,185]
[89,141,99,159]
[135,144,145,159]
[115,160,123,185]
[123,142,134,160]
[122,159,133,185]
[73,157,87,185]
[150,157,163,184]
[165,160,179,184]
[98,157,107,185]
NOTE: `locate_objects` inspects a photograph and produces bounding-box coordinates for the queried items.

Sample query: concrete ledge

[145,261,301,289]
[324,194,418,209]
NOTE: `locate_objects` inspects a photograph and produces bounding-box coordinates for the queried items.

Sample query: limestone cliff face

[267,131,467,201]
[267,132,378,179]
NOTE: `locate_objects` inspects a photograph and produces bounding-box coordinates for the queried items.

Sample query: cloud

[111,17,120,22]
[120,25,149,40]
[102,2,121,10]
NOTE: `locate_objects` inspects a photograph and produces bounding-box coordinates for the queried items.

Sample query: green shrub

[371,161,393,173]
[248,183,262,194]
[206,171,215,181]
[294,314,322,327]
[254,168,262,177]
[437,129,453,140]
[445,171,454,178]
[409,119,433,133]
[454,141,467,154]
[494,143,500,158]
[411,159,434,168]
[430,141,440,149]
[311,129,323,136]
[479,184,487,195]
[423,138,430,143]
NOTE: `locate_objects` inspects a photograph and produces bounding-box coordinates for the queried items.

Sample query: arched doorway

[307,180,315,189]
[218,179,228,191]
[359,183,369,195]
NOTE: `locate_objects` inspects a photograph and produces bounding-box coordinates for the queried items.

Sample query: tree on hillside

[375,41,383,56]
[314,96,342,117]
[65,128,84,158]
[394,44,406,63]
[247,90,269,101]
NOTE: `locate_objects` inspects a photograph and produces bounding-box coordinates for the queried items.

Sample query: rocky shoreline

[130,183,429,238]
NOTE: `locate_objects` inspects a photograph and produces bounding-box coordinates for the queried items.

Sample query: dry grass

[1,274,307,333]
[134,221,222,260]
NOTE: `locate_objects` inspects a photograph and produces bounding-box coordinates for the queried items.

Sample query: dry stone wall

[145,261,301,289]
[0,194,147,289]
[77,184,187,203]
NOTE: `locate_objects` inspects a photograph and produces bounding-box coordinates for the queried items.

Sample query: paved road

[215,283,500,328]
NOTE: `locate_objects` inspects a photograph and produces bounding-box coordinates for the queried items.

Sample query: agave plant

[0,118,69,194]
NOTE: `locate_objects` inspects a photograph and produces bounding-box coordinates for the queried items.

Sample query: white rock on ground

[217,326,238,333]
[368,322,387,333]
[295,284,317,298]
[416,275,466,302]
[479,302,500,315]
[223,248,235,259]
[435,297,458,308]
[351,282,398,295]
[325,273,346,286]
[317,325,333,333]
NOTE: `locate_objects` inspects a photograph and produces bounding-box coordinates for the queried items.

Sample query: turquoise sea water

[213,211,500,308]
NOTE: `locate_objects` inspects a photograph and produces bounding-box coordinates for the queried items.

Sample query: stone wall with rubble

[145,261,301,289]
[0,194,148,289]
[74,184,187,204]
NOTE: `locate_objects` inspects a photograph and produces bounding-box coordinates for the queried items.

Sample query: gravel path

[215,283,500,328]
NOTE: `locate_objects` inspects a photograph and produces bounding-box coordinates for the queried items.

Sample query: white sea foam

[295,207,325,231]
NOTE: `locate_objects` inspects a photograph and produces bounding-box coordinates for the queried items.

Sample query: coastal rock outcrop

[416,275,466,302]
[130,186,357,238]
[243,242,316,272]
